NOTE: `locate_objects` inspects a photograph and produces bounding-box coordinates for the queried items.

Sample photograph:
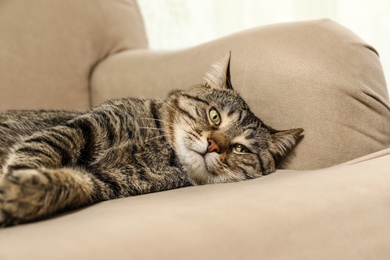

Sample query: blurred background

[138,0,390,91]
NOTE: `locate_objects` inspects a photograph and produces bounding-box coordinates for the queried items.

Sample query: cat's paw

[0,169,49,227]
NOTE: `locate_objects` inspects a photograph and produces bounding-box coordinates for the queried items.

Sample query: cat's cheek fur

[205,155,246,184]
[187,132,209,155]
[179,149,210,185]
[172,125,209,185]
[203,153,223,179]
[261,152,277,175]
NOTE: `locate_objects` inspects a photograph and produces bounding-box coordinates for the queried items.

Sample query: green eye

[234,144,250,154]
[209,108,221,126]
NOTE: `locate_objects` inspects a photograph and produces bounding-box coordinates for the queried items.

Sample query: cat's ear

[269,128,304,158]
[204,52,233,90]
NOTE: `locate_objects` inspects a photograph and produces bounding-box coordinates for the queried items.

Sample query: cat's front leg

[0,120,96,227]
[0,167,94,227]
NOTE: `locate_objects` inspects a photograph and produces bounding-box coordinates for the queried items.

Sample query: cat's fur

[0,54,303,227]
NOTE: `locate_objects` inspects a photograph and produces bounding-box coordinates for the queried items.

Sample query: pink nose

[207,138,220,153]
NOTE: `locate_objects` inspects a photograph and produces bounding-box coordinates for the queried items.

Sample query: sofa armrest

[0,0,147,111]
[91,19,390,170]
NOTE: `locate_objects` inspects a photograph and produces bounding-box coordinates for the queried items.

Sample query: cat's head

[165,53,303,185]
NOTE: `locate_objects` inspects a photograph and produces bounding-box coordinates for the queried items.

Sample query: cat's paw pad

[0,169,49,227]
[6,168,50,187]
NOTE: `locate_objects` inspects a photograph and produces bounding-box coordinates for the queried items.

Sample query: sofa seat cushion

[1,149,390,259]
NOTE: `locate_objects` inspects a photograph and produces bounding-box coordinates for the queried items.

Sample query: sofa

[1,0,390,259]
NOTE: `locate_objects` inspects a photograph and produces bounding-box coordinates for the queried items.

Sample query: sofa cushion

[0,0,147,110]
[92,19,390,169]
[1,149,390,259]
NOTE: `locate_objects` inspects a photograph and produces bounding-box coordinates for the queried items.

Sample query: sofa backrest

[0,0,147,111]
[90,19,390,169]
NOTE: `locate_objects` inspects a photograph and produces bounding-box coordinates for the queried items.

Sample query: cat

[0,54,303,227]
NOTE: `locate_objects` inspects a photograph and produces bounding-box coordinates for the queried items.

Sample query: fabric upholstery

[0,0,147,110]
[1,150,390,260]
[1,1,390,259]
[91,19,390,170]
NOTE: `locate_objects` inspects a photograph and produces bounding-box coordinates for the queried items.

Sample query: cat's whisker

[138,117,165,121]
[179,115,198,133]
[224,168,241,182]
[183,129,203,141]
[139,127,162,131]
[166,107,197,133]
[145,134,170,142]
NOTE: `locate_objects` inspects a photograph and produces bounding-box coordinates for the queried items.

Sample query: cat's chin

[188,150,206,169]
[177,148,216,185]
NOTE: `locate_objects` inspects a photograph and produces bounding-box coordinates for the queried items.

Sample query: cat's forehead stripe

[239,111,259,129]
[245,132,256,140]
[244,125,259,132]
[181,93,210,105]
[237,110,243,122]
[227,108,235,117]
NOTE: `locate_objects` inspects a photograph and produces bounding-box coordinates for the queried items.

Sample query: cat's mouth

[189,148,219,176]
[190,149,207,166]
[180,149,219,185]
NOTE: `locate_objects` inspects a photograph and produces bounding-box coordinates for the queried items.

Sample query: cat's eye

[234,144,251,154]
[209,108,221,126]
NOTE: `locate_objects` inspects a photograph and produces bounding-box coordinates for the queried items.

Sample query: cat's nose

[207,138,220,154]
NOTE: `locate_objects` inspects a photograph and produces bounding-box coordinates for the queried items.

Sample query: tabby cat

[0,54,303,227]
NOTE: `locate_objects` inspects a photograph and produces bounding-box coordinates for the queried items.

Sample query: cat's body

[0,55,303,227]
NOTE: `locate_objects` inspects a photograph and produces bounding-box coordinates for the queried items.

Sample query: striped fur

[0,55,303,227]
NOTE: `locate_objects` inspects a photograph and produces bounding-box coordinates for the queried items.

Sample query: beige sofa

[1,1,390,259]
